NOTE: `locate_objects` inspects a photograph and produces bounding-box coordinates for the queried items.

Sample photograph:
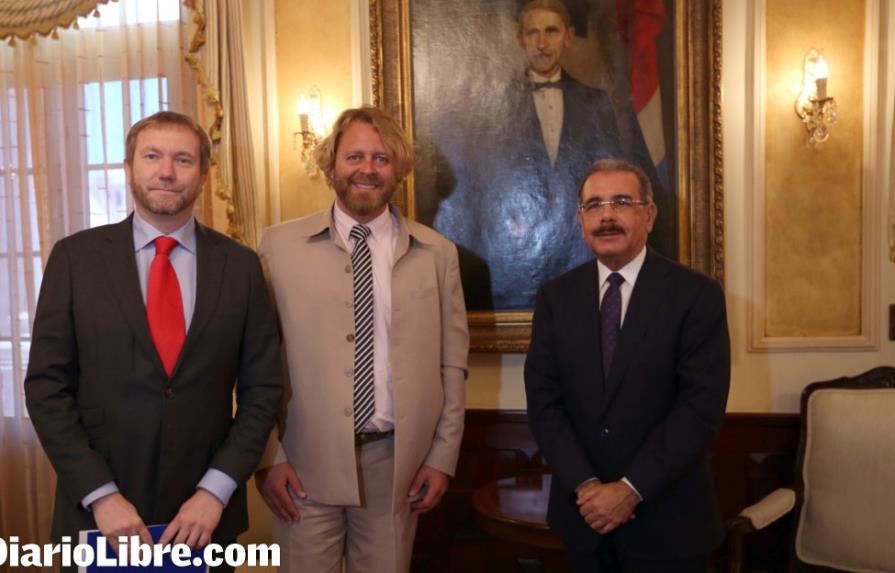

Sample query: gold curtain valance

[0,0,110,41]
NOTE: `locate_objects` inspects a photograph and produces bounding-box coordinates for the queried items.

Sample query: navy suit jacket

[524,249,730,558]
[25,215,282,543]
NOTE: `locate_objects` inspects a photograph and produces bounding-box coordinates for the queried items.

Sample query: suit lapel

[556,73,575,168]
[516,83,551,169]
[599,251,668,416]
[101,215,162,373]
[174,222,226,376]
[575,263,604,391]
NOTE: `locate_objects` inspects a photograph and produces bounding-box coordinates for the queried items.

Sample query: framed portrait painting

[370,0,723,351]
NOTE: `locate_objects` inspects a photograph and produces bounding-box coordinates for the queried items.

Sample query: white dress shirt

[596,246,648,327]
[529,68,564,167]
[333,203,397,432]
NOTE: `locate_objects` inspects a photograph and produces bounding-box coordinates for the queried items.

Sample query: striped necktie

[350,224,375,432]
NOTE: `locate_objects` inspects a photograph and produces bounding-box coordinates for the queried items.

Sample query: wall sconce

[795,49,838,146]
[294,86,324,175]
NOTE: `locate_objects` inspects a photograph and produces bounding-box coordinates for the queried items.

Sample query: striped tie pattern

[350,224,375,433]
[600,272,624,378]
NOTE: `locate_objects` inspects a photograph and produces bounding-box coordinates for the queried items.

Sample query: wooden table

[471,473,564,551]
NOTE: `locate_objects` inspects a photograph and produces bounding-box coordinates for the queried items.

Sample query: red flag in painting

[616,0,668,172]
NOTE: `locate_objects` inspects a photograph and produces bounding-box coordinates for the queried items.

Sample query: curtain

[188,0,279,247]
[0,0,196,549]
[890,89,895,262]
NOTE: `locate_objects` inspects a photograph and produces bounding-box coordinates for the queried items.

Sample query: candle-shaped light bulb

[815,55,828,100]
[297,97,309,132]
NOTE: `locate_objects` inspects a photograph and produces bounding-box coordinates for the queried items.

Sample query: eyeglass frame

[577,196,651,214]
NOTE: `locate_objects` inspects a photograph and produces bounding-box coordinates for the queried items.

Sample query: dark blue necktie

[600,273,624,378]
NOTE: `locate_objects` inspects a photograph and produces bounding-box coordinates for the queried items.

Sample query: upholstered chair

[727,366,895,573]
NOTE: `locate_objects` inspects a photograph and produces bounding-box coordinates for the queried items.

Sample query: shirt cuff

[82,482,119,510]
[621,477,643,500]
[197,469,238,506]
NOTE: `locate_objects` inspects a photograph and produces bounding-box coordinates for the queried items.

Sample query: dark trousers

[567,539,708,573]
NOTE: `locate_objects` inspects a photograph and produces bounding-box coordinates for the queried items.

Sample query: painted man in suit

[524,158,730,572]
[435,0,623,310]
[255,106,469,572]
[25,111,283,565]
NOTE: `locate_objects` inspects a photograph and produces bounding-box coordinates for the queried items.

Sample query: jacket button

[344,265,351,273]
[600,427,610,437]
[343,408,352,417]
[347,333,355,342]
[344,368,353,377]
[165,388,174,399]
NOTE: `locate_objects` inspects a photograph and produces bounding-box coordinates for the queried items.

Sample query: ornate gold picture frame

[370,0,723,352]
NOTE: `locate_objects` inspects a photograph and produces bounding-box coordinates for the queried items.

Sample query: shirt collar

[332,202,395,245]
[132,211,197,254]
[597,246,647,288]
[528,68,562,84]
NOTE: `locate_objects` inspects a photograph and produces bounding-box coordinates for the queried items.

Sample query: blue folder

[78,524,208,572]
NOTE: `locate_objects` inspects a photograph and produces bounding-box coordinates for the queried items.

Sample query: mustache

[593,225,625,236]
[350,174,383,186]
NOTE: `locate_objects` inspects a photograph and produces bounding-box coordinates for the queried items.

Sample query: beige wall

[270,0,895,415]
[275,0,355,220]
[764,0,865,338]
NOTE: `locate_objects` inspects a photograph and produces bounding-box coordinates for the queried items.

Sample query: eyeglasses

[578,197,650,214]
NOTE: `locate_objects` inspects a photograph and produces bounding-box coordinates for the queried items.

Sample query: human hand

[577,480,639,534]
[92,493,153,554]
[159,489,223,549]
[255,462,305,524]
[408,465,450,517]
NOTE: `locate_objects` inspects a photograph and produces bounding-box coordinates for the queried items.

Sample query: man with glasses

[524,158,730,572]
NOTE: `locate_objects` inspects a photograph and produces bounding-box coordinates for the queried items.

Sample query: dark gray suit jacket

[524,249,730,558]
[25,215,282,542]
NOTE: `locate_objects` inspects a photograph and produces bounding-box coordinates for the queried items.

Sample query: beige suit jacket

[258,205,469,508]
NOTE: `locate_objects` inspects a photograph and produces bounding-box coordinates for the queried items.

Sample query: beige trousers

[273,436,418,572]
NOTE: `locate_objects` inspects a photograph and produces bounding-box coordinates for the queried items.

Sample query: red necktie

[146,236,185,376]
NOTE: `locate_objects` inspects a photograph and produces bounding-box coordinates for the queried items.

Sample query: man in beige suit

[255,106,469,572]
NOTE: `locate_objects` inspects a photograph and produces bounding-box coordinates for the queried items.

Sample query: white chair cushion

[796,388,895,572]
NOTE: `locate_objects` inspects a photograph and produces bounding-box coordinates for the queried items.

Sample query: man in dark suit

[524,158,730,572]
[24,111,282,563]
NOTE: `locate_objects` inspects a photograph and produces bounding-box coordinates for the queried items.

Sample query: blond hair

[314,106,415,182]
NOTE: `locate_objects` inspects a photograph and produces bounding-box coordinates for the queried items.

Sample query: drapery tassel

[51,29,59,40]
[93,8,101,17]
[7,37,16,47]
[72,21,80,30]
